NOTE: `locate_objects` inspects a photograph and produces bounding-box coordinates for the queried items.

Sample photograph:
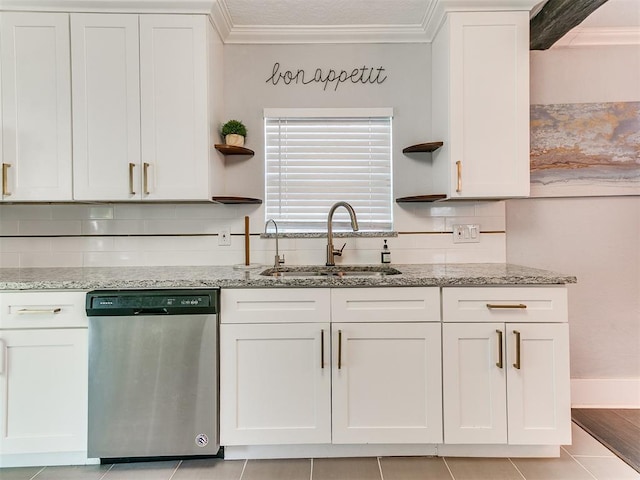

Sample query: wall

[0,41,507,268]
[506,45,640,407]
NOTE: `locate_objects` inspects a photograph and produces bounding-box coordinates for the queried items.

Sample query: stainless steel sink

[260,266,402,278]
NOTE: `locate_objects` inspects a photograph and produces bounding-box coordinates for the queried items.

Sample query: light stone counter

[0,263,576,291]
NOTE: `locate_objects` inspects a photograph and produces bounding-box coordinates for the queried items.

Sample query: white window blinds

[264,108,393,233]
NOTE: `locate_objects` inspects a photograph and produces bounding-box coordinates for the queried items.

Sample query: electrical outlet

[218,229,231,246]
[453,224,480,243]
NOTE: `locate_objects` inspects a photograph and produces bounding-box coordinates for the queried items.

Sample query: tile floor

[2,424,639,480]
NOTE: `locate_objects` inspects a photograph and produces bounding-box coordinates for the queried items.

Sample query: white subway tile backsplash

[0,202,507,268]
[19,220,82,236]
[20,252,83,268]
[83,219,146,235]
[0,253,19,268]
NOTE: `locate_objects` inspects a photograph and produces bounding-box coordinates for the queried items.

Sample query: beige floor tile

[101,460,179,480]
[574,456,640,480]
[0,466,43,480]
[242,459,311,480]
[379,457,452,480]
[444,458,523,480]
[564,423,616,457]
[312,457,381,480]
[172,458,245,480]
[511,450,593,480]
[35,464,112,479]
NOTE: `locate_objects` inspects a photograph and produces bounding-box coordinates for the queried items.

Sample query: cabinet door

[220,323,331,445]
[332,323,442,444]
[0,12,72,201]
[442,322,507,444]
[433,11,529,199]
[71,14,141,201]
[139,15,209,200]
[0,329,87,455]
[507,323,571,445]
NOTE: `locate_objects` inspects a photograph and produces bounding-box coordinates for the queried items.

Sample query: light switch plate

[453,224,480,243]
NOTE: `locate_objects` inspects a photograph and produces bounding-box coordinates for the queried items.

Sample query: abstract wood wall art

[530,102,640,197]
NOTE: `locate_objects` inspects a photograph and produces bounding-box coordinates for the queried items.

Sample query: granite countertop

[0,263,577,291]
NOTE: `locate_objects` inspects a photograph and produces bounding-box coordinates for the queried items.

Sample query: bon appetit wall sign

[266,62,388,91]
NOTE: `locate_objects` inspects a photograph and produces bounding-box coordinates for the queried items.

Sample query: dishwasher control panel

[86,289,219,316]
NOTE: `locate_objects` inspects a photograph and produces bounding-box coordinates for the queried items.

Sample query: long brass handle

[143,162,150,195]
[17,308,62,315]
[320,329,325,369]
[2,163,11,196]
[496,329,503,368]
[456,161,462,193]
[129,163,136,195]
[338,329,342,370]
[486,304,527,310]
[0,338,5,374]
[513,330,521,369]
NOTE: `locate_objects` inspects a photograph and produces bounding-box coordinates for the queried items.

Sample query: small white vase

[225,134,245,147]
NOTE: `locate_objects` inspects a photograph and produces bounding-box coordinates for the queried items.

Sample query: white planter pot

[225,134,245,147]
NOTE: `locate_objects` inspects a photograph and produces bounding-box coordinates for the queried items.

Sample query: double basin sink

[260,265,402,278]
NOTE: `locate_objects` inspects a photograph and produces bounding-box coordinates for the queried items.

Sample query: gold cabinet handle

[2,163,11,196]
[143,162,150,195]
[513,330,521,369]
[456,160,462,193]
[320,329,325,369]
[129,163,136,195]
[486,304,527,310]
[496,329,503,368]
[338,329,342,370]
[17,308,62,315]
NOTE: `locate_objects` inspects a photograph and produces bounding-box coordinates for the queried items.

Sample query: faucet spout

[265,219,285,268]
[326,201,359,266]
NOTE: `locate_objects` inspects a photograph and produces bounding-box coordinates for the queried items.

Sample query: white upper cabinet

[431,11,530,199]
[139,15,210,201]
[0,12,72,201]
[72,14,214,201]
[71,14,141,200]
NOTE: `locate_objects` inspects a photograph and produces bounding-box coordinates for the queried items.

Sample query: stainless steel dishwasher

[86,289,219,459]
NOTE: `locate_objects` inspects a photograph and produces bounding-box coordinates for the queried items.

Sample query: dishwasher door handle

[133,308,170,315]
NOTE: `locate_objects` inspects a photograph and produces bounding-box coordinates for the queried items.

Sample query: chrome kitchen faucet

[326,201,359,266]
[265,218,285,268]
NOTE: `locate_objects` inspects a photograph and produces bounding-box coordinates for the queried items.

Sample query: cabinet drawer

[332,287,440,323]
[221,288,330,324]
[0,291,88,329]
[442,287,567,323]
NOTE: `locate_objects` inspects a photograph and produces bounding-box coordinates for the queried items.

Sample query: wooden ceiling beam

[530,0,610,50]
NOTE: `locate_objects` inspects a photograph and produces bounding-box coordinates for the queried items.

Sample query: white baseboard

[571,378,640,408]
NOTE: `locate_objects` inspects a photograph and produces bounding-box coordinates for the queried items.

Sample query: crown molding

[553,26,640,48]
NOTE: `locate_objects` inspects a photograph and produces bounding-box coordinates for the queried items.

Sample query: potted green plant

[221,120,247,147]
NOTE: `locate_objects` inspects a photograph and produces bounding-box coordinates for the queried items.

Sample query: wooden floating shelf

[211,196,262,205]
[402,142,444,154]
[396,194,447,203]
[214,144,255,156]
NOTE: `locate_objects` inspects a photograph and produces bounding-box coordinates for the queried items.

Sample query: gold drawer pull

[456,160,462,193]
[129,163,136,195]
[17,308,62,315]
[496,329,503,369]
[2,163,11,196]
[320,329,325,369]
[338,329,342,370]
[143,162,150,195]
[513,330,522,369]
[486,304,527,309]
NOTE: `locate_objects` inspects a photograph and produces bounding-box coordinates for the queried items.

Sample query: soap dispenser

[381,239,391,264]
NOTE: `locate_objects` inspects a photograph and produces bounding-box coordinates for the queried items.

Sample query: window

[264,108,393,233]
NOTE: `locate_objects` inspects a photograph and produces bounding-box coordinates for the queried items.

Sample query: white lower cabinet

[331,322,442,444]
[220,322,331,445]
[0,292,88,466]
[442,287,571,446]
[220,287,442,447]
